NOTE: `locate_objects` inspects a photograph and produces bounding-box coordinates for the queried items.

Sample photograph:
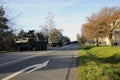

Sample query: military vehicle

[15,30,48,51]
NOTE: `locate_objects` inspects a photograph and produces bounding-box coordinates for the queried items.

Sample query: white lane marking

[0,51,53,67]
[0,45,70,67]
[26,60,49,74]
[1,60,49,80]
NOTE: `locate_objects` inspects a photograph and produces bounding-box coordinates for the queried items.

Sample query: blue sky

[3,0,120,41]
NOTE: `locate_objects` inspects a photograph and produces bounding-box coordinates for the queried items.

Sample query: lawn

[77,46,120,80]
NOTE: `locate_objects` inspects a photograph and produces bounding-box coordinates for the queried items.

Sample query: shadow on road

[0,44,79,79]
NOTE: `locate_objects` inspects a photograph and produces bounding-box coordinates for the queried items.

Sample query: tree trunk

[108,34,113,46]
[95,37,99,46]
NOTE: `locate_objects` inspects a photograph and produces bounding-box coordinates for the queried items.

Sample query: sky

[2,0,120,41]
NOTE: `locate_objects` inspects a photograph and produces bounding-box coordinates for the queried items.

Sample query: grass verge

[77,46,120,80]
[0,51,8,54]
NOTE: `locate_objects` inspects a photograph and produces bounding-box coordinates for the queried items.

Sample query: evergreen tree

[0,6,15,51]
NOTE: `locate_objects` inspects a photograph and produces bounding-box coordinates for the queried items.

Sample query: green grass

[77,46,120,80]
[0,51,8,54]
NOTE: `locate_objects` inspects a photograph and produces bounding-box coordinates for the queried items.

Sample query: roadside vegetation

[77,6,120,80]
[77,6,120,47]
[0,51,8,54]
[77,45,120,80]
[0,5,70,53]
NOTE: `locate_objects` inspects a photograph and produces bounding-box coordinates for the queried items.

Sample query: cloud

[5,0,81,9]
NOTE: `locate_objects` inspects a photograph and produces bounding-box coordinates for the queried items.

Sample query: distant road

[0,44,78,80]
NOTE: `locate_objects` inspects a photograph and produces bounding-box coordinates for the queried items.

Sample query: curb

[68,50,78,80]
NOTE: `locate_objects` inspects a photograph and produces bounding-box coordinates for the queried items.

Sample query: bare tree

[44,12,55,30]
[48,28,63,47]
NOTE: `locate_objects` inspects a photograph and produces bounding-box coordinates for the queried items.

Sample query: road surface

[0,44,78,80]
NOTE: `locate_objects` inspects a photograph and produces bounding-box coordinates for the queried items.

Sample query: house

[105,19,120,45]
[103,29,120,45]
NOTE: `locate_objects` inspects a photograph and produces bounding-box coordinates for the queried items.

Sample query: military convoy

[15,30,48,51]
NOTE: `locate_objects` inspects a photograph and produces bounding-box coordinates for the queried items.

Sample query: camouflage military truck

[15,30,48,51]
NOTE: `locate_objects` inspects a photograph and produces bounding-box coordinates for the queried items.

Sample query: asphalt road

[0,44,78,80]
